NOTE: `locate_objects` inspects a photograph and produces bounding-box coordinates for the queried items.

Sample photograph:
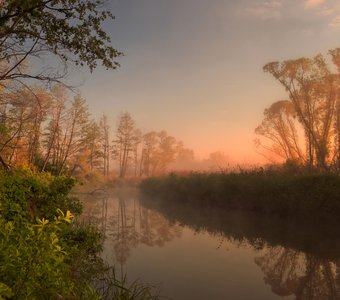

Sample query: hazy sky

[77,0,340,163]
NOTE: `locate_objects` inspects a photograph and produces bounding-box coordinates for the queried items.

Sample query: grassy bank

[140,171,340,218]
[0,169,158,300]
[140,170,340,259]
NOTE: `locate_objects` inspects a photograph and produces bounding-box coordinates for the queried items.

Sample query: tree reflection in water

[80,188,182,272]
[255,247,340,299]
[81,190,340,299]
[140,194,340,300]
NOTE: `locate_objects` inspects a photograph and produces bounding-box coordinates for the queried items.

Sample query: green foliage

[0,168,81,220]
[0,169,159,299]
[61,223,105,291]
[0,210,74,299]
[0,0,122,81]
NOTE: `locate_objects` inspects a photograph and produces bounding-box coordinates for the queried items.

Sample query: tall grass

[140,170,340,218]
[94,268,160,300]
[140,169,340,259]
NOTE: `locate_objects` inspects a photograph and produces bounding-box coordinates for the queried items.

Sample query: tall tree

[41,86,66,172]
[84,120,102,172]
[113,112,139,178]
[132,129,142,177]
[99,114,110,176]
[140,131,158,177]
[0,0,121,84]
[56,94,90,175]
[26,88,51,165]
[0,0,121,169]
[263,51,340,169]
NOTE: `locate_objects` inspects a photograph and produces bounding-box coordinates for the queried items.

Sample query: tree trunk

[0,155,10,171]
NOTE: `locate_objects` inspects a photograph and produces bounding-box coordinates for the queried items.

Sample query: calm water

[80,187,340,300]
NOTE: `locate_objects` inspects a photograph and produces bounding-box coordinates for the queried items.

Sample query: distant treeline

[0,85,199,177]
[0,84,237,177]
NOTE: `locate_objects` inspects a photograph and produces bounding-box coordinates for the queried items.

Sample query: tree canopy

[0,0,122,169]
[0,0,122,84]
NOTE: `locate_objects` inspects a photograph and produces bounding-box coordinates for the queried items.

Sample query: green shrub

[0,169,81,221]
[0,210,74,299]
[0,169,159,299]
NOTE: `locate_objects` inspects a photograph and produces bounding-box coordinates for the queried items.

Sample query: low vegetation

[140,168,340,260]
[140,169,340,218]
[0,169,158,300]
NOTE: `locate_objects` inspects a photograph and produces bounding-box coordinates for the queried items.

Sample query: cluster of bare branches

[256,49,340,171]
[112,112,194,178]
[0,92,195,177]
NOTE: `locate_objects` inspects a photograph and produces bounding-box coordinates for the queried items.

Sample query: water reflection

[80,189,340,299]
[255,247,340,299]
[141,193,340,299]
[80,188,182,268]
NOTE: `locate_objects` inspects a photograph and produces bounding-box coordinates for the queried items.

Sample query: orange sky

[74,0,340,164]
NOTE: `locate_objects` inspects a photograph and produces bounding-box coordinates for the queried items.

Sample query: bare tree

[56,94,90,175]
[41,86,66,172]
[140,131,158,177]
[99,114,110,176]
[263,51,340,170]
[112,112,139,178]
[132,129,142,177]
[255,100,305,163]
[84,120,102,171]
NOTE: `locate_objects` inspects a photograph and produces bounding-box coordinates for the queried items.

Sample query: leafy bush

[0,169,81,221]
[0,210,75,299]
[0,169,159,299]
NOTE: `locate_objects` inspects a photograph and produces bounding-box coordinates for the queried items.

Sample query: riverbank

[0,169,158,300]
[140,171,340,219]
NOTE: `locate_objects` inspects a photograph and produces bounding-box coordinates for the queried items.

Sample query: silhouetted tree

[263,50,340,170]
[0,0,121,84]
[255,100,304,163]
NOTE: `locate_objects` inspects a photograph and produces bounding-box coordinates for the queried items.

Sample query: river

[80,187,340,300]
